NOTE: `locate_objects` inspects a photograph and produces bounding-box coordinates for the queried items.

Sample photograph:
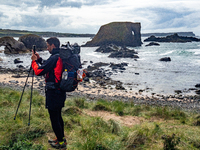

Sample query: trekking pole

[28,67,34,126]
[28,45,36,126]
[14,45,36,126]
[14,66,32,121]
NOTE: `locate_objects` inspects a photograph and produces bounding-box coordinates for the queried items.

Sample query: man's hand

[31,50,40,61]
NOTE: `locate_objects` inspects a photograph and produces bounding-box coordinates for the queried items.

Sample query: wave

[186,49,200,55]
[86,52,109,58]
[160,50,175,56]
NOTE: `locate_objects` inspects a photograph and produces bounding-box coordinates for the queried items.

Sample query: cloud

[38,0,83,9]
[0,0,200,35]
[9,14,61,30]
[139,7,190,29]
[128,3,200,35]
[0,0,38,7]
[37,0,111,10]
[83,0,112,6]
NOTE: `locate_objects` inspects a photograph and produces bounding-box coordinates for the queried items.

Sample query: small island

[144,33,200,43]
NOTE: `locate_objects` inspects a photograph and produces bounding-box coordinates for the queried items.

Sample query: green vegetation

[0,29,95,37]
[0,86,200,149]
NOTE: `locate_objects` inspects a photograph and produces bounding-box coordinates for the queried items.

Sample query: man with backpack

[31,37,67,149]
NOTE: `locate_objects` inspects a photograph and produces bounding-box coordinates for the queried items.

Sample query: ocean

[0,37,200,96]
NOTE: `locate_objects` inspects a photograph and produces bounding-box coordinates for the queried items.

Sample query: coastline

[0,72,200,113]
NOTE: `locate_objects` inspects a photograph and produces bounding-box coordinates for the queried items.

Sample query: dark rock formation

[86,62,110,72]
[142,32,195,37]
[95,44,118,53]
[0,36,29,54]
[0,34,47,54]
[14,58,23,64]
[110,63,128,70]
[18,34,47,51]
[144,33,200,43]
[159,57,171,61]
[95,44,139,59]
[84,64,126,90]
[16,65,25,69]
[145,42,160,46]
[108,50,139,58]
[195,84,200,88]
[195,90,200,95]
[84,22,142,47]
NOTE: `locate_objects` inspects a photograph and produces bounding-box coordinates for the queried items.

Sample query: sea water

[0,37,200,96]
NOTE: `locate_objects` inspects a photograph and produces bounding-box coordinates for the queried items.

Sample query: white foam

[160,50,175,56]
[187,49,200,55]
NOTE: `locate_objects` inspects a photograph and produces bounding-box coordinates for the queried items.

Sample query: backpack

[58,42,83,92]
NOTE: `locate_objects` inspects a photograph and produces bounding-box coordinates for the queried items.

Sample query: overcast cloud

[0,0,200,35]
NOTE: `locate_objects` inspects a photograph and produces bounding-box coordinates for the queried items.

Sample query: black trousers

[48,109,64,141]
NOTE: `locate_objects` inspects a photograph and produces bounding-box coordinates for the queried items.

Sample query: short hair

[46,37,60,48]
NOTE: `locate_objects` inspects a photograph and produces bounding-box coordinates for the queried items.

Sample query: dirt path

[84,110,143,127]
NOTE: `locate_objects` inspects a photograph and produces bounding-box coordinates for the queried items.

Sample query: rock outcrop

[95,44,139,58]
[145,42,160,46]
[14,58,23,64]
[0,36,29,54]
[144,33,200,43]
[18,34,47,51]
[0,34,47,54]
[159,57,171,61]
[84,22,142,47]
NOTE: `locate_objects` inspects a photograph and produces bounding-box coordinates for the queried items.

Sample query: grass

[0,86,200,149]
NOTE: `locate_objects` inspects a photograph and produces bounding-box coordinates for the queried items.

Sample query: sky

[0,0,200,36]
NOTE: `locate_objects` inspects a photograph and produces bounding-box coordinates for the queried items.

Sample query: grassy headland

[0,86,200,150]
[0,28,195,38]
[0,29,95,37]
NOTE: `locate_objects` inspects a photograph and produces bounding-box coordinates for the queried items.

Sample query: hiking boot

[48,138,58,144]
[48,137,67,144]
[50,141,67,149]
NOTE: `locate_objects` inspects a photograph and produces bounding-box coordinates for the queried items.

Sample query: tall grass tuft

[162,133,180,150]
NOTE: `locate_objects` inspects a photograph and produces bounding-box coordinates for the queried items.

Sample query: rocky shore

[0,67,200,113]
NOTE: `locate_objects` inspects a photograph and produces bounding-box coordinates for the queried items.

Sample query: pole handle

[33,45,36,54]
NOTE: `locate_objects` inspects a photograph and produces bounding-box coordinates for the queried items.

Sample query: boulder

[0,57,3,61]
[95,44,139,59]
[195,84,200,88]
[159,57,171,61]
[108,50,139,58]
[16,65,25,69]
[145,42,160,46]
[0,36,29,54]
[95,44,118,53]
[110,63,128,70]
[195,90,200,95]
[84,22,142,47]
[86,62,109,72]
[18,34,47,51]
[14,58,23,64]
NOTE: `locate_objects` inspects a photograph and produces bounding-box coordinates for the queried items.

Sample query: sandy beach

[0,73,139,98]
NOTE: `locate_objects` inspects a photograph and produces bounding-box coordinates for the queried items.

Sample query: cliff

[84,22,142,47]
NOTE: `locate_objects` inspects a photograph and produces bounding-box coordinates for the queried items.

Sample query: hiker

[31,37,67,149]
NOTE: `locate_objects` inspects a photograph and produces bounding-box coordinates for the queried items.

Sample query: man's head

[46,37,60,53]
